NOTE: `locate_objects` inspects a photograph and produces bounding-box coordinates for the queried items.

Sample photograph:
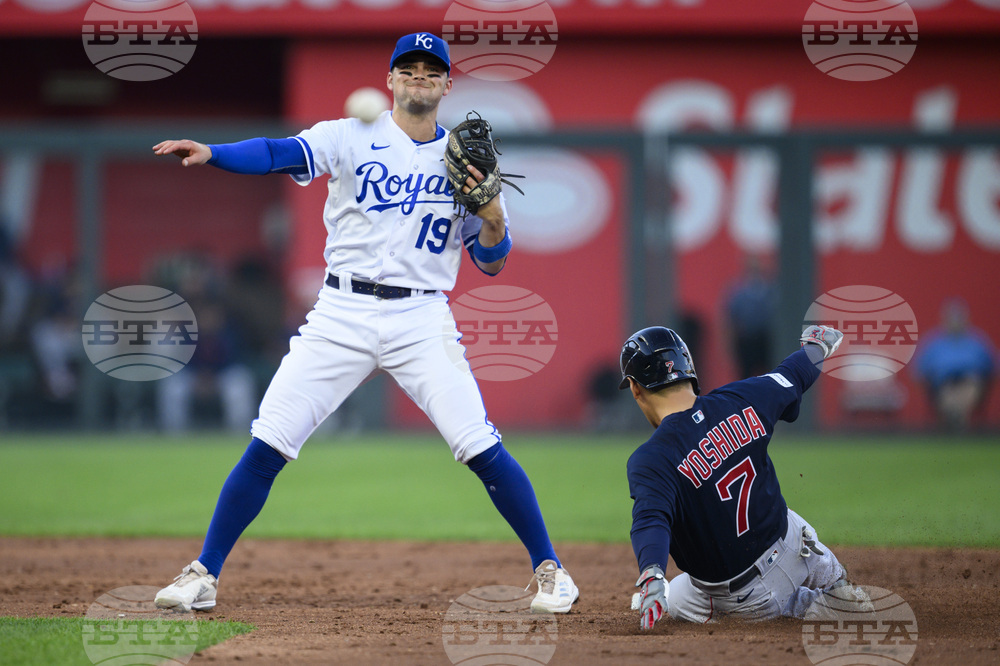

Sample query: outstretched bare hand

[152,139,212,167]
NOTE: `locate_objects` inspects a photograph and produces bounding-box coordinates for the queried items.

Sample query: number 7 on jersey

[715,458,757,537]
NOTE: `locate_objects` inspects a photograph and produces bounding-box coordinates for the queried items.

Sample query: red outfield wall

[3,0,1000,35]
[284,34,1000,429]
[4,1,999,428]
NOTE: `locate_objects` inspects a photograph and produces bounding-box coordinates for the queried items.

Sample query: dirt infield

[1,537,997,665]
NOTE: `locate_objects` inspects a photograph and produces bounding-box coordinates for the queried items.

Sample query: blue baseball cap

[390,32,451,72]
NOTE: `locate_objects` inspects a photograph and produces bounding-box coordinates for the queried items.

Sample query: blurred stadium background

[0,0,998,437]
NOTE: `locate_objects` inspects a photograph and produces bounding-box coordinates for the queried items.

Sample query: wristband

[472,228,512,264]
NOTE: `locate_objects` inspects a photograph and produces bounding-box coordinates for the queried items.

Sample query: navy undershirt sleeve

[773,347,824,422]
[206,137,309,176]
[628,448,677,573]
[631,514,672,574]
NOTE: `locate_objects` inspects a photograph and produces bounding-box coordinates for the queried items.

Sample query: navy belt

[325,274,435,300]
[728,564,762,594]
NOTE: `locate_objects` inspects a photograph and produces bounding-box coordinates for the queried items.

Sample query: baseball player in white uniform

[151,32,578,614]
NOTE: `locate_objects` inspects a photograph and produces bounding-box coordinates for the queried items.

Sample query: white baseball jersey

[251,109,507,464]
[290,110,510,292]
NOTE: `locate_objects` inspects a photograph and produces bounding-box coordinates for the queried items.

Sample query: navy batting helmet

[618,326,700,394]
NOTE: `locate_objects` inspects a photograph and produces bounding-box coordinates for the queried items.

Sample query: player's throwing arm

[153,140,213,167]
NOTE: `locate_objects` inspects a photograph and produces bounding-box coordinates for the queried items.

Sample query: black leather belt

[325,274,435,300]
[728,564,762,594]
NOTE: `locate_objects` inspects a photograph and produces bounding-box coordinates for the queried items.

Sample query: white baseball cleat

[528,559,579,613]
[155,560,218,612]
[826,577,875,613]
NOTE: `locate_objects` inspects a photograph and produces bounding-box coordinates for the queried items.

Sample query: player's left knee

[467,442,506,481]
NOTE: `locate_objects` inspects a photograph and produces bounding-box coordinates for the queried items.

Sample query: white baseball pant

[666,508,845,622]
[250,284,501,463]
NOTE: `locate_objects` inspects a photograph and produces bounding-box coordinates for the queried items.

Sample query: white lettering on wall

[815,149,893,253]
[959,149,1000,249]
[637,82,1000,254]
[637,81,733,250]
[731,86,792,252]
[898,87,956,251]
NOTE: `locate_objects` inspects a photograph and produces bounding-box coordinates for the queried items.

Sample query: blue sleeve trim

[413,124,446,145]
[264,137,309,175]
[292,136,315,181]
[205,137,309,176]
[472,228,512,264]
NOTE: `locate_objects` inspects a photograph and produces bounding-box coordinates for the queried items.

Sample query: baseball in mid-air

[344,87,390,123]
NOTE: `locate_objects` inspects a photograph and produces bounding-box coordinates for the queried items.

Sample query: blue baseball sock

[197,438,287,578]
[467,443,559,571]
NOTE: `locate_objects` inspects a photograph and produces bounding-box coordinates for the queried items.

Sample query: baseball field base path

[1,537,997,665]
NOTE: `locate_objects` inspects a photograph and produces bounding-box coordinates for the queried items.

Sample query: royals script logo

[356,161,454,214]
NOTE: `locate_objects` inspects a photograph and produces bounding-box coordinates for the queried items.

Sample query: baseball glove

[445,111,524,216]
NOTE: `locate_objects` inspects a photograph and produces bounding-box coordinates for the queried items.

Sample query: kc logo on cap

[390,32,451,72]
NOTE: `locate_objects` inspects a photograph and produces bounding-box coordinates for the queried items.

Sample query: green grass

[0,433,998,547]
[0,617,253,666]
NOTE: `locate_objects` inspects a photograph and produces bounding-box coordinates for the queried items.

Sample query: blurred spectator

[29,263,83,405]
[152,254,256,433]
[585,363,632,431]
[0,223,39,425]
[724,255,776,379]
[156,298,256,433]
[586,315,703,432]
[21,260,89,432]
[0,224,32,347]
[225,254,288,381]
[675,312,704,376]
[913,298,997,430]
